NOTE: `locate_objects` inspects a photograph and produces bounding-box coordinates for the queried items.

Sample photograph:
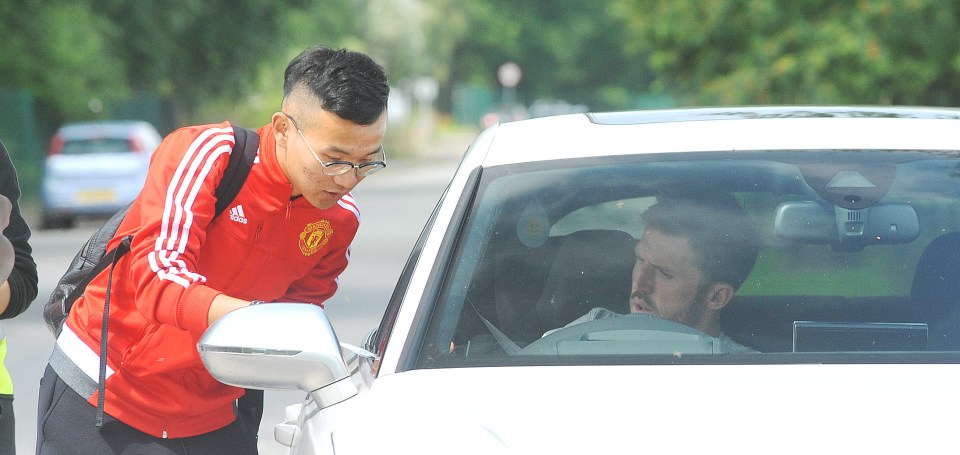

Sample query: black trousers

[0,394,14,455]
[35,365,258,455]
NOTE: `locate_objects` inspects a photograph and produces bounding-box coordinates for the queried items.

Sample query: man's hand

[208,294,260,326]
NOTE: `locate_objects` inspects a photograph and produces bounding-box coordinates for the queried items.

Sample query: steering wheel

[520,313,721,356]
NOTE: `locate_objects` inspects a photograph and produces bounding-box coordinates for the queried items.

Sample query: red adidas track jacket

[55,122,360,438]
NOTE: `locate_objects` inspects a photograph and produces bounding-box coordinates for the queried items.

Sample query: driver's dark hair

[641,186,759,290]
[283,46,389,125]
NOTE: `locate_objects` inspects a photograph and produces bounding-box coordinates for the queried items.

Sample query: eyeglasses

[281,111,387,177]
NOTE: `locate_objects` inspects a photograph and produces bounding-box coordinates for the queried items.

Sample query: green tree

[193,1,361,126]
[91,0,330,119]
[0,0,129,119]
[428,0,649,112]
[614,0,960,106]
[1,0,355,128]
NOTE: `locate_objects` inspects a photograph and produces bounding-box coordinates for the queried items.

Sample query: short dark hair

[283,46,389,125]
[641,186,759,290]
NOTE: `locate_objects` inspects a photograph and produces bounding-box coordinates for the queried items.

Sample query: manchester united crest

[299,220,333,256]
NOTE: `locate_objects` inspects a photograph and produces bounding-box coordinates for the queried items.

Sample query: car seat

[531,229,636,337]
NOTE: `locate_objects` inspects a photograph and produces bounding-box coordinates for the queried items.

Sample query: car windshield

[416,150,960,367]
[61,138,132,155]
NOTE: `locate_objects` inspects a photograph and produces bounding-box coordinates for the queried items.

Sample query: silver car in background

[200,106,960,454]
[40,120,161,229]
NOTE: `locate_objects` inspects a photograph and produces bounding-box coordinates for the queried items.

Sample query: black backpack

[42,126,260,336]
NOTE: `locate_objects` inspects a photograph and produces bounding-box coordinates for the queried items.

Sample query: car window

[61,138,132,155]
[415,150,960,367]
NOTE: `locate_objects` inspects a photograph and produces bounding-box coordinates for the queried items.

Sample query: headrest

[911,232,960,306]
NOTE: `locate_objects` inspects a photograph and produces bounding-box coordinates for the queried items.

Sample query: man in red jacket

[36,46,389,454]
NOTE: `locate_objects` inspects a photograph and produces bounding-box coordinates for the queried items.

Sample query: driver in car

[546,187,760,353]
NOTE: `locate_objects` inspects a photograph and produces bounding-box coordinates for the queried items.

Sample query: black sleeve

[0,140,38,319]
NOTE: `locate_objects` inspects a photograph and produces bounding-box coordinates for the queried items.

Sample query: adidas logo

[229,205,248,224]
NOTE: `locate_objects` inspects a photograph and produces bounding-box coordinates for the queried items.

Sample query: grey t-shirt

[544,307,757,354]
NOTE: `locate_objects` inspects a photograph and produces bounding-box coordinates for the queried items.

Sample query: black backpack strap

[214,126,259,217]
[95,235,133,428]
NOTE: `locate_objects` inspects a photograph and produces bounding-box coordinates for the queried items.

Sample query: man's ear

[704,282,735,311]
[271,112,290,148]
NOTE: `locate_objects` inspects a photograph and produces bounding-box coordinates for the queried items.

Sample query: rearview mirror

[198,303,358,408]
[774,201,919,251]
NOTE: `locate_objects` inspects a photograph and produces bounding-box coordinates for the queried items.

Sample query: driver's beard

[671,284,712,331]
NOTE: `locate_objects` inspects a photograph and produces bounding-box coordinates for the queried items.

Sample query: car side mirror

[198,303,358,408]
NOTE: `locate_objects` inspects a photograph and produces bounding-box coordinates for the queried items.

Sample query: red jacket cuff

[165,285,221,334]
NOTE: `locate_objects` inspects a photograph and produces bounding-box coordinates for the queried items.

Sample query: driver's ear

[704,282,735,311]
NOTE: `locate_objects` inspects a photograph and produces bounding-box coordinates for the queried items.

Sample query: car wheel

[40,213,73,230]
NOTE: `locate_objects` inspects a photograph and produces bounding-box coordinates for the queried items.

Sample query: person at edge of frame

[0,138,40,455]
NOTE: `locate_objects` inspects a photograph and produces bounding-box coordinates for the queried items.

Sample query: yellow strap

[0,338,11,394]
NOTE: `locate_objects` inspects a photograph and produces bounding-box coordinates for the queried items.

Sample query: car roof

[588,105,960,124]
[477,105,960,167]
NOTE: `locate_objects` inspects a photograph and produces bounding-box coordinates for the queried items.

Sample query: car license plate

[75,189,119,204]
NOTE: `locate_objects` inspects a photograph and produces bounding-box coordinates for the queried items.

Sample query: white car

[40,120,162,229]
[199,106,960,454]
